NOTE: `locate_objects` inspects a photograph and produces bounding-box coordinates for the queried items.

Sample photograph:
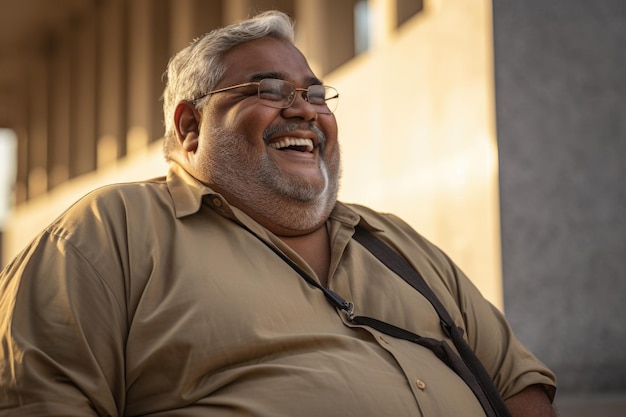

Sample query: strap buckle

[343,301,355,321]
[324,288,355,321]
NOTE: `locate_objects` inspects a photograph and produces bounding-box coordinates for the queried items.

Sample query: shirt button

[415,379,426,390]
[212,197,223,207]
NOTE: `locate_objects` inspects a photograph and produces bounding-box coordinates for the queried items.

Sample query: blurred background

[0,0,624,415]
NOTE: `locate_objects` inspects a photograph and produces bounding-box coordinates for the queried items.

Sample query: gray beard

[199,125,341,231]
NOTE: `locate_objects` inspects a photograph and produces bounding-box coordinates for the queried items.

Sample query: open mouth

[268,137,314,153]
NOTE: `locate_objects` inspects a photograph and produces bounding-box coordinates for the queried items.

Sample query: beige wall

[334,0,501,306]
[3,0,501,308]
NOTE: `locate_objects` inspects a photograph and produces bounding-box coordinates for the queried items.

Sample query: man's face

[188,37,340,232]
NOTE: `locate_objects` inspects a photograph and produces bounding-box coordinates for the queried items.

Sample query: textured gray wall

[493,0,626,400]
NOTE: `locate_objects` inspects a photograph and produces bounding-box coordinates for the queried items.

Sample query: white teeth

[268,137,314,152]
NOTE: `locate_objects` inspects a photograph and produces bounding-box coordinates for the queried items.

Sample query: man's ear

[174,101,201,153]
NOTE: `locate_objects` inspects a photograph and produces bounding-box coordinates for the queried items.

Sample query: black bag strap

[237,218,510,416]
[352,226,512,417]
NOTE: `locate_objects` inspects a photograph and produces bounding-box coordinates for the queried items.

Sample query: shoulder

[67,177,169,215]
[344,203,448,263]
[47,177,169,231]
[33,178,170,260]
[342,202,463,299]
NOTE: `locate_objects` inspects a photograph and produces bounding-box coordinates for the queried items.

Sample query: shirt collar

[166,162,215,218]
[331,202,385,232]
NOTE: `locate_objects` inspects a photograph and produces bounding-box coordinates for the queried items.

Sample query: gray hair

[162,10,295,160]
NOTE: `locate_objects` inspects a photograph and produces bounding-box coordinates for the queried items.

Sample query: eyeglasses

[193,78,339,114]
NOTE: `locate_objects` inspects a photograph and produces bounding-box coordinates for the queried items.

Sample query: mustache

[263,123,326,151]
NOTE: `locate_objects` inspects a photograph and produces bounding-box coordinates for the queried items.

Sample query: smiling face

[176,36,341,235]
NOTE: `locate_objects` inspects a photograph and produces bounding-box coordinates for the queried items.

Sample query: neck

[211,185,334,285]
[279,224,331,287]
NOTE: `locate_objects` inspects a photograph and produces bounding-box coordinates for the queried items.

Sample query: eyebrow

[248,72,324,85]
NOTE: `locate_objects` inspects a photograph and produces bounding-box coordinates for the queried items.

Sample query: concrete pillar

[69,10,97,177]
[295,0,355,76]
[493,0,626,410]
[368,0,395,48]
[126,0,171,151]
[26,52,49,199]
[252,0,295,18]
[396,0,423,27]
[223,0,295,24]
[2,49,30,205]
[149,1,172,143]
[96,0,127,167]
[14,122,29,204]
[126,0,149,153]
[168,0,223,56]
[222,0,250,23]
[47,29,71,188]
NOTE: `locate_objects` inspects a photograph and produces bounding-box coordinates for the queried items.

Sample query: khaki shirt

[0,162,556,416]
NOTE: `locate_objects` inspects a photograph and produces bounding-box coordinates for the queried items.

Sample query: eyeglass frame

[192,78,339,114]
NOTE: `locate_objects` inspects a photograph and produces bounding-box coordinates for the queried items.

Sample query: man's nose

[281,90,318,121]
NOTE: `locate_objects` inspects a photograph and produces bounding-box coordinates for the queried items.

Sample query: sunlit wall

[0,129,17,229]
[335,0,500,306]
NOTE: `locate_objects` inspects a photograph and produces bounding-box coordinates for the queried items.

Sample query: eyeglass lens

[258,79,338,113]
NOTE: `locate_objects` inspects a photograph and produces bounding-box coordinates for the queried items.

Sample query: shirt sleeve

[363,209,557,402]
[0,229,127,416]
[443,251,557,401]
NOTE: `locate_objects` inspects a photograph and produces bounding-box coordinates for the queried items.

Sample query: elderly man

[0,10,556,417]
